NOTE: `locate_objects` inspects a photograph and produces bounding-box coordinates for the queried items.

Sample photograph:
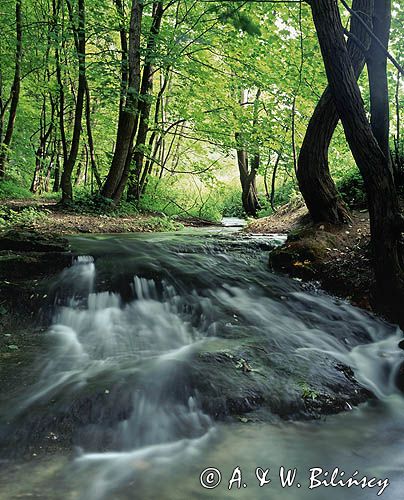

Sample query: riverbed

[0,225,403,499]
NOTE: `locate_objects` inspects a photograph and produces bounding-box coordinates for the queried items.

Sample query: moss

[269,225,342,277]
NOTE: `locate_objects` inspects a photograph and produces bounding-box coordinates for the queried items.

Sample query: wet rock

[0,230,69,253]
[395,361,404,392]
[187,342,371,422]
[0,252,71,280]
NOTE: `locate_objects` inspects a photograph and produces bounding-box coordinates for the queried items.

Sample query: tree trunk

[53,141,61,192]
[84,81,102,189]
[310,0,404,323]
[0,0,23,178]
[31,99,54,193]
[235,132,260,217]
[297,0,373,224]
[122,1,164,203]
[367,0,392,170]
[60,0,86,203]
[235,89,261,217]
[54,0,68,169]
[102,0,143,199]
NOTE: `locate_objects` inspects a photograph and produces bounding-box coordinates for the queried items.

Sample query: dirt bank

[246,201,378,315]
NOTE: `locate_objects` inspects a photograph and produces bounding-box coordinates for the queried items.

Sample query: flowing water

[1,225,404,500]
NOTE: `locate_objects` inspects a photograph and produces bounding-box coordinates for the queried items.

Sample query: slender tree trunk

[54,0,68,168]
[393,71,403,184]
[367,0,392,170]
[235,89,261,217]
[122,1,164,203]
[0,0,23,178]
[84,82,102,189]
[270,152,282,212]
[297,0,373,224]
[102,0,143,199]
[53,140,61,192]
[31,99,54,193]
[60,0,86,203]
[310,0,404,323]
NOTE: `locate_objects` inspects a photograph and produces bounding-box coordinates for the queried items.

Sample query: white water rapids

[1,229,404,500]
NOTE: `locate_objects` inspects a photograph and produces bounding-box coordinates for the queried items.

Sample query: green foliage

[220,187,245,218]
[140,177,223,222]
[0,180,33,200]
[336,168,367,208]
[141,216,183,232]
[0,0,400,230]
[300,383,319,401]
[66,190,140,217]
[0,206,50,229]
[257,181,300,218]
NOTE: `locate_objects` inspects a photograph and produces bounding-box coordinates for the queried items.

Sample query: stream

[1,224,404,499]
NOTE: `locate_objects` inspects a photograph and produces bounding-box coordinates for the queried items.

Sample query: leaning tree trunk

[0,0,23,178]
[297,0,373,224]
[60,0,86,203]
[310,0,404,323]
[367,0,392,171]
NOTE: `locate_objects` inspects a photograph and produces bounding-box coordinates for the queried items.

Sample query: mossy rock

[269,227,339,276]
[0,251,71,280]
[0,230,69,253]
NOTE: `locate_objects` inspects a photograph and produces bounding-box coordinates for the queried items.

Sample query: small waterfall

[3,232,404,500]
[22,254,214,499]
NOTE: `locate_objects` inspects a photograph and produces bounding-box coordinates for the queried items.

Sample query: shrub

[0,206,50,229]
[220,187,245,218]
[140,177,223,222]
[0,180,32,200]
[336,168,367,208]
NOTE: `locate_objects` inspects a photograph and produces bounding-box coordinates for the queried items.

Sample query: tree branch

[340,0,404,76]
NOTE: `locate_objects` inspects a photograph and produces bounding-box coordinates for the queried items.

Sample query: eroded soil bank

[246,202,383,317]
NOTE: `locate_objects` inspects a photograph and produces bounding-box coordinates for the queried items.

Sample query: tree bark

[0,0,23,178]
[297,0,373,224]
[125,1,164,203]
[235,89,261,217]
[84,81,102,189]
[309,0,404,323]
[60,0,86,203]
[102,0,143,199]
[367,0,392,170]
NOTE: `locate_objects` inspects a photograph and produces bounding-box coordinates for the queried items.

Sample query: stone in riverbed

[0,230,69,253]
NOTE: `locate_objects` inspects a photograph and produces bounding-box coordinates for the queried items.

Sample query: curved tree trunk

[297,0,373,224]
[236,133,260,217]
[310,0,404,324]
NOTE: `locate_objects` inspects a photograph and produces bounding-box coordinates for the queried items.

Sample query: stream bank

[245,202,391,319]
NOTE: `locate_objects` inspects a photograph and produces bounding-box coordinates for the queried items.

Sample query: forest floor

[1,198,193,234]
[246,200,375,313]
